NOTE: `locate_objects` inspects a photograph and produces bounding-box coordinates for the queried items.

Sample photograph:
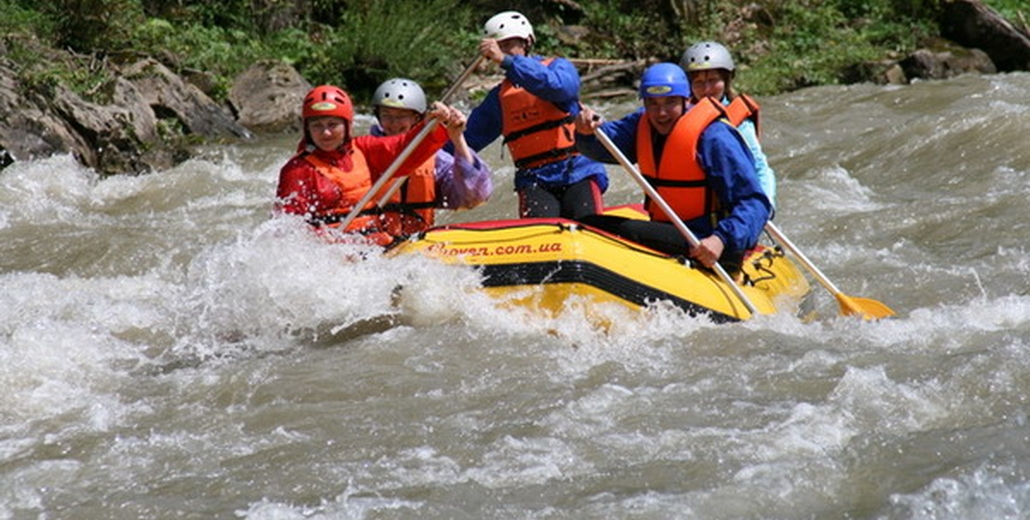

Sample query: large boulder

[0,60,89,165]
[899,41,997,81]
[121,58,252,140]
[49,78,167,173]
[228,60,311,134]
[0,48,254,175]
[939,0,1030,72]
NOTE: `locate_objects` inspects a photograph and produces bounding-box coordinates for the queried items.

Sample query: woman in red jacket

[275,84,466,245]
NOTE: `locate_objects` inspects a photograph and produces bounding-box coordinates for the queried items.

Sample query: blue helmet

[639,63,691,99]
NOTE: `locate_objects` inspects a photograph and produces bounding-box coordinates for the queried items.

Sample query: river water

[1,72,1029,519]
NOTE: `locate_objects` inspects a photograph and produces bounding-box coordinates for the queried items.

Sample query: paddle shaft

[592,126,760,317]
[440,55,485,104]
[763,221,843,295]
[764,220,895,319]
[336,120,439,230]
[374,55,486,208]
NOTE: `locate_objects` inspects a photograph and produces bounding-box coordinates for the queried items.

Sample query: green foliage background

[0,0,1025,103]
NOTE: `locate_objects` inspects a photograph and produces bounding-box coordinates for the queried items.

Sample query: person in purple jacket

[369,77,493,236]
[574,63,771,273]
[464,11,608,219]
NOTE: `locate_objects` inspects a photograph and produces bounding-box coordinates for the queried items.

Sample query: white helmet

[483,11,535,45]
[680,41,736,72]
[372,78,427,114]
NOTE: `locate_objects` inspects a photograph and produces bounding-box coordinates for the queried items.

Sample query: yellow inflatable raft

[390,206,810,322]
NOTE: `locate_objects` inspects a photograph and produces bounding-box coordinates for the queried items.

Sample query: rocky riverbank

[0,0,1026,176]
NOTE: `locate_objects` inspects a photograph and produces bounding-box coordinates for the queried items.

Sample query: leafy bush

[125,0,481,102]
[688,0,937,94]
[579,1,679,60]
[44,0,145,53]
[0,0,55,40]
[314,0,477,101]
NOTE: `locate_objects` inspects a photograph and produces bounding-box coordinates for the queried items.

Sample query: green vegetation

[722,0,937,93]
[573,0,941,94]
[992,0,1030,39]
[0,0,1023,103]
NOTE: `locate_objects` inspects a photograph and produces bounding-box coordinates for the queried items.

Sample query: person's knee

[519,185,561,218]
[578,214,623,232]
[562,178,602,219]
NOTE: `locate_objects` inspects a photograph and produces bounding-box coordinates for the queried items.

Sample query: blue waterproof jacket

[465,54,609,192]
[576,108,771,253]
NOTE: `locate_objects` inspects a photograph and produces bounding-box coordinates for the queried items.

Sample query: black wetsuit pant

[578,215,745,273]
[518,177,603,219]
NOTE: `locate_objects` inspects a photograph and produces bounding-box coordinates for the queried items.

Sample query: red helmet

[302,85,354,122]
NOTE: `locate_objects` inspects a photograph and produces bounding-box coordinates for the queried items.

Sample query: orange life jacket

[724,94,760,136]
[499,58,578,170]
[375,154,437,236]
[303,152,394,246]
[636,97,725,224]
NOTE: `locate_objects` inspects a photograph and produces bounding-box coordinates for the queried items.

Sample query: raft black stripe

[477,261,739,323]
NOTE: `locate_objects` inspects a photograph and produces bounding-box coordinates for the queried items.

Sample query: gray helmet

[372,78,427,114]
[680,41,736,72]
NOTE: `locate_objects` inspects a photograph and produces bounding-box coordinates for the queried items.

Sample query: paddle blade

[836,294,896,320]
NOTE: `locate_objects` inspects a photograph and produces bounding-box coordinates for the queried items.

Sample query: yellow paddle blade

[836,294,897,320]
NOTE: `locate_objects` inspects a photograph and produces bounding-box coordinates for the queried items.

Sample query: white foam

[888,465,1030,520]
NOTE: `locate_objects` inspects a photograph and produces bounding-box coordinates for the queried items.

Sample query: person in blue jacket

[681,41,777,210]
[464,11,608,219]
[574,63,771,272]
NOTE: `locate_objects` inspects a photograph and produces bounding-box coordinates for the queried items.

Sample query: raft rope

[744,246,783,286]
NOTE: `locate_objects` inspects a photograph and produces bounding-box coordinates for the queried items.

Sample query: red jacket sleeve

[353,121,449,181]
[275,155,341,217]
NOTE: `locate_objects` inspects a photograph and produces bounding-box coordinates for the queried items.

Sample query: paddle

[764,221,895,320]
[592,124,761,318]
[373,55,487,208]
[338,55,486,230]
